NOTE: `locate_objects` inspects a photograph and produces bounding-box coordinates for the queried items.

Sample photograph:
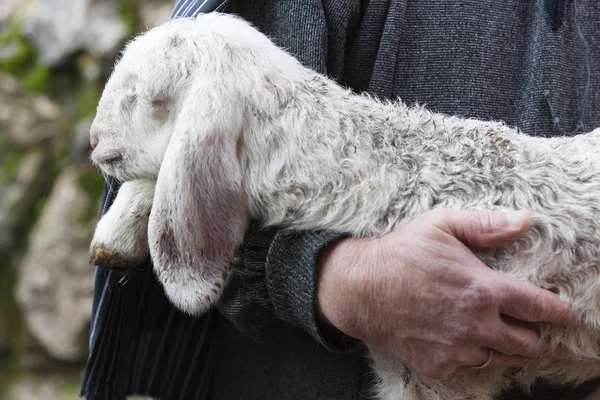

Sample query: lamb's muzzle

[89,12,600,400]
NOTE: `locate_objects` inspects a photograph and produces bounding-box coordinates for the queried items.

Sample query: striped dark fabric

[171,0,230,18]
[81,179,219,400]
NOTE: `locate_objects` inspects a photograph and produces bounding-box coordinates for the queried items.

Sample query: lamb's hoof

[90,247,140,269]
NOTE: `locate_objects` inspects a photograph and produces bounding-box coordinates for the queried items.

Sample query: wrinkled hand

[317,209,580,379]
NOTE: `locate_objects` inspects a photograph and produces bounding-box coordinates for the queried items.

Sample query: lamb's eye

[126,92,138,103]
[121,91,138,110]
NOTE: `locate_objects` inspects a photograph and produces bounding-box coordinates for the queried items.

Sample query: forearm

[216,220,357,351]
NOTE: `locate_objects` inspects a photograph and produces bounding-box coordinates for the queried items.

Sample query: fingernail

[507,210,528,229]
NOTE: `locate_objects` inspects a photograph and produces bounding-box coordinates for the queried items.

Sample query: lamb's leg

[89,179,155,269]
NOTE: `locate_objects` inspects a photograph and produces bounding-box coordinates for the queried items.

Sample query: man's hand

[316,209,580,379]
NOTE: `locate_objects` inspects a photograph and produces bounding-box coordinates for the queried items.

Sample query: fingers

[429,208,531,248]
[427,208,580,326]
[480,316,551,358]
[498,277,580,327]
[453,349,536,376]
[490,352,538,368]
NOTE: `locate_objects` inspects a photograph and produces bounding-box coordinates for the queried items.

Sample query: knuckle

[454,349,480,367]
[460,283,497,313]
[421,366,451,380]
[475,211,496,234]
[524,297,545,322]
[437,350,461,372]
[503,331,534,356]
[453,323,482,343]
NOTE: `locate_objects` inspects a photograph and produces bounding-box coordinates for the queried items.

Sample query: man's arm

[217,221,355,351]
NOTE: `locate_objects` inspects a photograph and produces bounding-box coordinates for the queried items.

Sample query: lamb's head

[89,13,283,182]
[89,19,200,181]
[89,14,261,315]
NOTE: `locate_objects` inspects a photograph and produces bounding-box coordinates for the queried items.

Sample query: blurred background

[0,0,174,398]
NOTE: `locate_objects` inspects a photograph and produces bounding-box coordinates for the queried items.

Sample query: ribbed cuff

[266,229,359,353]
[216,223,288,340]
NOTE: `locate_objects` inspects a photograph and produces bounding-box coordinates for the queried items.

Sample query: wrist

[316,235,375,339]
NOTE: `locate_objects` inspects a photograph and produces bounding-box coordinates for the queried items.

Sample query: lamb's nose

[90,128,99,149]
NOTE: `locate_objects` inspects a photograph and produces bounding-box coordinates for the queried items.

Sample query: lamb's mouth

[92,152,124,166]
[99,154,123,164]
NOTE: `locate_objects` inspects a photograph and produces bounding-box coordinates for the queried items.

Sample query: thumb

[433,209,531,248]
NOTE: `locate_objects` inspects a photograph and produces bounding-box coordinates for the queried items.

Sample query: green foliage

[0,367,86,400]
[21,61,51,92]
[78,80,102,119]
[0,240,28,394]
[0,152,57,396]
[0,265,27,351]
[33,196,49,217]
[0,150,24,186]
[77,168,105,223]
[0,20,50,93]
[78,169,105,200]
[0,39,35,74]
[0,19,22,46]
[120,0,141,35]
[58,376,85,398]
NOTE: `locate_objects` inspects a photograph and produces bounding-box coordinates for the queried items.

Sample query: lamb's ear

[148,78,247,316]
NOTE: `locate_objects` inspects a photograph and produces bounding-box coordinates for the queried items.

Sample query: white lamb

[89,13,600,400]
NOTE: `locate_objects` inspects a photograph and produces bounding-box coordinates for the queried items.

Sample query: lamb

[88,13,600,400]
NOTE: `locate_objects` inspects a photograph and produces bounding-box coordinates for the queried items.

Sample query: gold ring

[472,349,494,370]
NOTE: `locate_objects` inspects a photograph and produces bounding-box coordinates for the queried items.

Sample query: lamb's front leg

[90,179,155,269]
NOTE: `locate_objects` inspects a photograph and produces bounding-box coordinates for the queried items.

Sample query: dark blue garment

[81,176,219,400]
[171,0,230,18]
[545,0,566,29]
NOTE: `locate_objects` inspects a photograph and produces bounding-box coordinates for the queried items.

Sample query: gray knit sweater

[207,0,600,399]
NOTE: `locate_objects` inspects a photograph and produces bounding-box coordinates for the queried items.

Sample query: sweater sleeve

[216,221,358,352]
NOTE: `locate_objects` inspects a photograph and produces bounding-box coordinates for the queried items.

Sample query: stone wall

[0,1,173,398]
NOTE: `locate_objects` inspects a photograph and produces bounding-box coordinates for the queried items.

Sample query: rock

[3,373,82,400]
[15,167,98,362]
[0,333,11,358]
[0,73,60,259]
[22,0,128,66]
[0,41,20,61]
[5,378,60,400]
[0,151,55,257]
[0,0,21,31]
[0,150,55,365]
[0,73,61,150]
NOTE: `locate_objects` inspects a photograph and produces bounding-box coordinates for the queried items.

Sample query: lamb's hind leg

[89,179,155,270]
